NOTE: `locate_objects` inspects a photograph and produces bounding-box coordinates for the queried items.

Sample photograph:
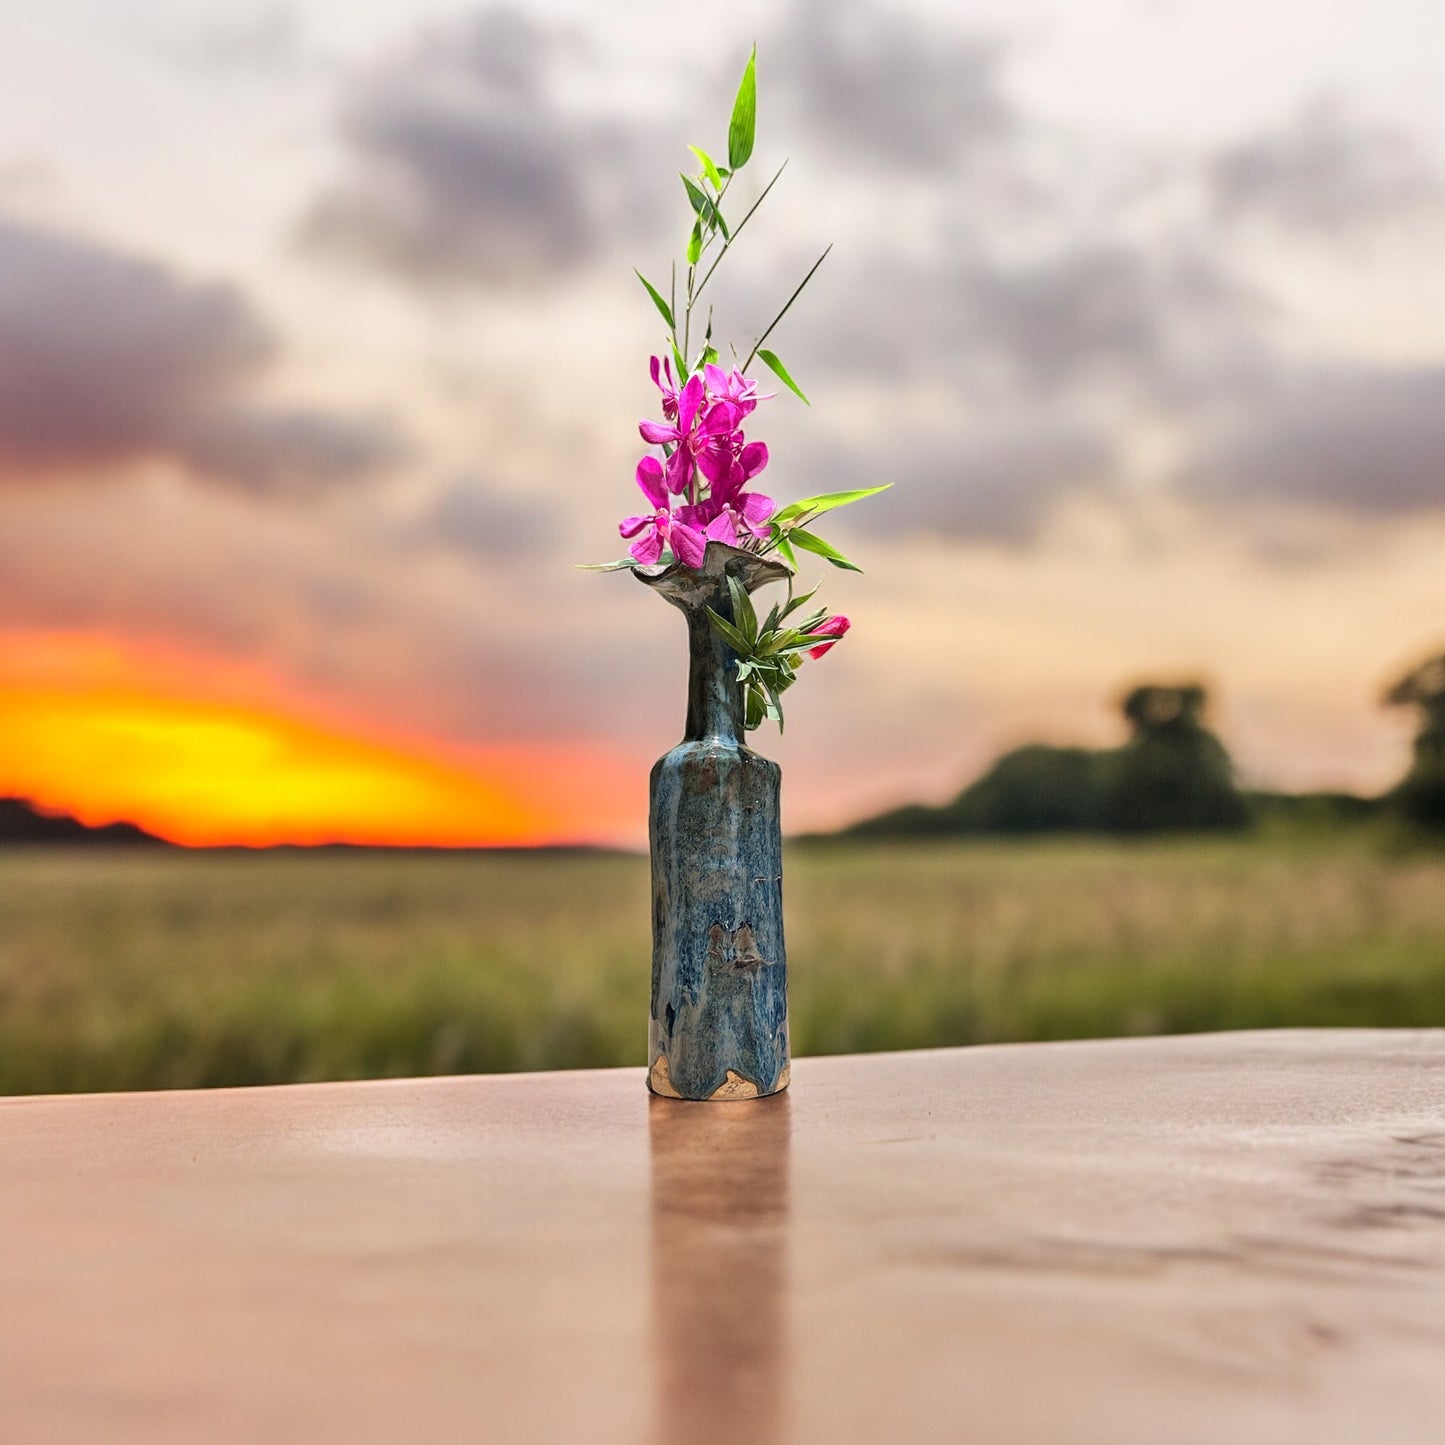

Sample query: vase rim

[634,540,792,603]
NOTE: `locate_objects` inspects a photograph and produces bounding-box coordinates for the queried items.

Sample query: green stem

[694,161,787,306]
[743,243,832,373]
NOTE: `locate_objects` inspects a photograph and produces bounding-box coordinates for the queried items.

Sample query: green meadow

[1,832,1442,1095]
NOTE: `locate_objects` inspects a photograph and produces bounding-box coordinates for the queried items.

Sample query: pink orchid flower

[807,615,850,659]
[703,363,773,416]
[639,374,741,496]
[618,456,674,564]
[649,355,680,422]
[703,436,770,501]
[669,502,740,567]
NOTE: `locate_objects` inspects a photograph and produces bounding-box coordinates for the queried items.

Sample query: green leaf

[727,573,759,645]
[688,145,725,191]
[575,557,639,572]
[772,484,892,526]
[728,46,757,171]
[756,348,809,405]
[634,269,674,330]
[745,683,766,731]
[681,175,729,239]
[706,607,753,658]
[779,583,820,620]
[775,534,797,568]
[670,340,688,383]
[789,527,863,572]
[686,220,702,266]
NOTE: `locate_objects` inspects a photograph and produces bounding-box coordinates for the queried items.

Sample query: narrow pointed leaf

[745,684,765,730]
[788,527,863,572]
[575,557,641,571]
[779,583,820,619]
[688,145,725,190]
[756,348,809,404]
[681,175,729,239]
[726,573,759,644]
[634,269,674,330]
[706,608,753,658]
[686,220,702,265]
[728,46,757,171]
[772,484,893,526]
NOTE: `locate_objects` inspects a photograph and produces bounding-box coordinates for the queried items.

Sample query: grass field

[1,832,1442,1095]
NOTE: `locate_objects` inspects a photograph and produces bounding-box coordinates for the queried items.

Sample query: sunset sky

[1,0,1442,846]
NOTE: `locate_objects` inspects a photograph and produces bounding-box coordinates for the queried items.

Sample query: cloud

[403,473,548,561]
[775,0,1016,173]
[795,239,1262,408]
[0,212,405,492]
[173,5,307,75]
[1208,98,1445,237]
[300,6,648,288]
[809,421,1109,551]
[1184,366,1445,517]
[856,421,1116,545]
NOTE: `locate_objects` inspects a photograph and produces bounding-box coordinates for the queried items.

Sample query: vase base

[648,1055,791,1102]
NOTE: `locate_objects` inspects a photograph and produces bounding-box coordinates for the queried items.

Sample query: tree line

[848,649,1445,839]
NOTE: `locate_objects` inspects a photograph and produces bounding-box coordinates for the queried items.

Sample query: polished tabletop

[2,1030,1444,1443]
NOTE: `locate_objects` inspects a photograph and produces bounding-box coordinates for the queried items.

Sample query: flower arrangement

[587,46,888,732]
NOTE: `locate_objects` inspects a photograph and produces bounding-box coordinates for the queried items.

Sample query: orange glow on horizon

[0,633,633,847]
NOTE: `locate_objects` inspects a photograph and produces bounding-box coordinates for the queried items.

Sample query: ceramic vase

[640,542,793,1101]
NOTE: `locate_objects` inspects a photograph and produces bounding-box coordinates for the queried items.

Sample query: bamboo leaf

[788,527,863,572]
[688,145,724,190]
[681,174,729,239]
[756,348,809,405]
[686,220,702,266]
[634,269,674,330]
[728,46,757,171]
[772,484,892,526]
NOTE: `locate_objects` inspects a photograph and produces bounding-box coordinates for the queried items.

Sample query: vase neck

[634,541,792,748]
[681,591,745,745]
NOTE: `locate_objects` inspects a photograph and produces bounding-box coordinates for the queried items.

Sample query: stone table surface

[2,1030,1444,1444]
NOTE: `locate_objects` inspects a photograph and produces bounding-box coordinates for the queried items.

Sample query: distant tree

[1104,684,1251,832]
[1383,652,1445,829]
[842,680,1254,838]
[947,745,1108,833]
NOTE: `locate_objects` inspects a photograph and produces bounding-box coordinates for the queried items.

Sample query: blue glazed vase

[640,541,793,1101]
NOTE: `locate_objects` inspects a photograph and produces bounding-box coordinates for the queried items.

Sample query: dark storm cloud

[0,212,405,491]
[775,0,1016,172]
[300,7,649,288]
[1184,367,1445,516]
[1208,98,1445,237]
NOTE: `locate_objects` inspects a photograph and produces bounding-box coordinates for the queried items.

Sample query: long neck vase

[639,542,792,1101]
